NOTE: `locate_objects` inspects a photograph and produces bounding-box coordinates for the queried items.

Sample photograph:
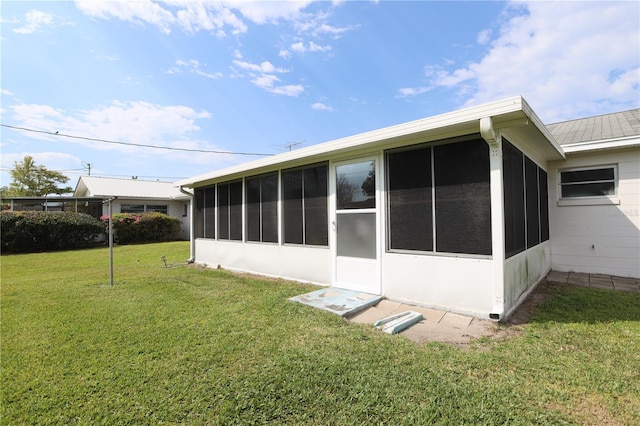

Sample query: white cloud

[75,0,176,34]
[397,87,431,98]
[401,1,640,122]
[229,1,314,25]
[173,1,247,35]
[289,41,332,55]
[1,89,14,96]
[13,9,55,34]
[231,59,303,96]
[5,101,213,156]
[232,60,287,74]
[168,59,223,79]
[74,0,316,35]
[292,8,355,38]
[251,75,304,97]
[312,102,334,112]
[477,29,492,45]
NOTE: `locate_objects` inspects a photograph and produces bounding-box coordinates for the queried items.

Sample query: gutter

[178,186,195,263]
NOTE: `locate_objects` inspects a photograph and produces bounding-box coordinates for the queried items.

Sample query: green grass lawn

[2,242,639,424]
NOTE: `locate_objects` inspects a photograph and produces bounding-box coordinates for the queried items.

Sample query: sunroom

[176,96,565,320]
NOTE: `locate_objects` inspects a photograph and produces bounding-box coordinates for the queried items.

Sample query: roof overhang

[561,135,640,154]
[177,96,565,188]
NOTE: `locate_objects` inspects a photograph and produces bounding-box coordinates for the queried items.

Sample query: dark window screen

[434,139,492,255]
[217,184,229,240]
[387,147,433,251]
[539,169,549,242]
[261,174,278,243]
[503,139,526,258]
[282,170,303,244]
[282,164,328,246]
[204,186,215,239]
[246,177,261,242]
[303,165,328,245]
[229,181,243,241]
[194,188,205,238]
[525,158,540,248]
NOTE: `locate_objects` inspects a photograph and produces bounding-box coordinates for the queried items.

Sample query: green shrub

[101,212,181,244]
[1,211,104,253]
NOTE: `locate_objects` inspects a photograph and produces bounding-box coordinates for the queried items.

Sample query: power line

[0,167,187,180]
[1,124,273,156]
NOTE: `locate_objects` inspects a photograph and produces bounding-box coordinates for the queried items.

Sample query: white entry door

[333,157,381,294]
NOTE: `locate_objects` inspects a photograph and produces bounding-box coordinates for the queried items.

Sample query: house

[176,96,639,320]
[546,109,640,279]
[74,176,191,240]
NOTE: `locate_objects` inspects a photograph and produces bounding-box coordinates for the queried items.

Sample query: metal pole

[109,198,114,286]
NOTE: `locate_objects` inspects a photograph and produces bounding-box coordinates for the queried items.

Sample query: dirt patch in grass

[477,280,563,343]
[505,279,562,325]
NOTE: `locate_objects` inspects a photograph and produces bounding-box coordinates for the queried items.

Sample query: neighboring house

[546,109,640,279]
[74,176,191,240]
[176,97,639,320]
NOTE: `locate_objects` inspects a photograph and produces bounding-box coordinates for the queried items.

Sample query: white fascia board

[562,135,640,154]
[519,97,566,159]
[177,96,549,188]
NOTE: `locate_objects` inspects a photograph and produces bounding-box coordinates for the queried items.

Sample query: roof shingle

[546,109,640,145]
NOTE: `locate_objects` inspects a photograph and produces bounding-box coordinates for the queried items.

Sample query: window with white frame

[121,204,168,214]
[559,166,616,198]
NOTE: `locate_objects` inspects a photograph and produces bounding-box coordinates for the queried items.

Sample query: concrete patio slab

[348,300,403,324]
[546,270,569,283]
[349,300,493,345]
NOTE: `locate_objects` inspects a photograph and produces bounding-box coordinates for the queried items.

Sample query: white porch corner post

[178,186,195,263]
[108,197,116,287]
[480,117,505,320]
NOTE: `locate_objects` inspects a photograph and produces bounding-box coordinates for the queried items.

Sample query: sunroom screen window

[194,186,215,239]
[503,138,550,258]
[246,173,278,243]
[503,140,526,257]
[203,187,215,239]
[218,181,242,241]
[282,164,328,246]
[385,137,491,256]
[387,148,433,251]
[525,158,540,248]
[194,188,205,238]
[434,139,492,255]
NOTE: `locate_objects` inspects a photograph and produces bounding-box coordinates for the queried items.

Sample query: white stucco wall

[195,239,332,285]
[547,147,640,278]
[503,243,551,317]
[382,253,495,318]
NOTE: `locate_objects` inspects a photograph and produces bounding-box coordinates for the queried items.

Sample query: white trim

[557,197,620,206]
[557,164,618,202]
[562,135,640,154]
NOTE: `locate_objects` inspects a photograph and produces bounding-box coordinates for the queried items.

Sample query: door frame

[330,154,382,294]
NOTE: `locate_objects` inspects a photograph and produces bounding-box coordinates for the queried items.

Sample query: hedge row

[101,212,181,245]
[1,211,183,254]
[1,211,104,253]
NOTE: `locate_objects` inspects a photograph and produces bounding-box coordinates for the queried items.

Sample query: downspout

[178,186,195,263]
[480,117,505,320]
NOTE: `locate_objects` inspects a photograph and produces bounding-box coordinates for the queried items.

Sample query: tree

[2,156,73,196]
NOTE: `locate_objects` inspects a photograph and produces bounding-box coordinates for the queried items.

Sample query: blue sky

[1,1,638,188]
